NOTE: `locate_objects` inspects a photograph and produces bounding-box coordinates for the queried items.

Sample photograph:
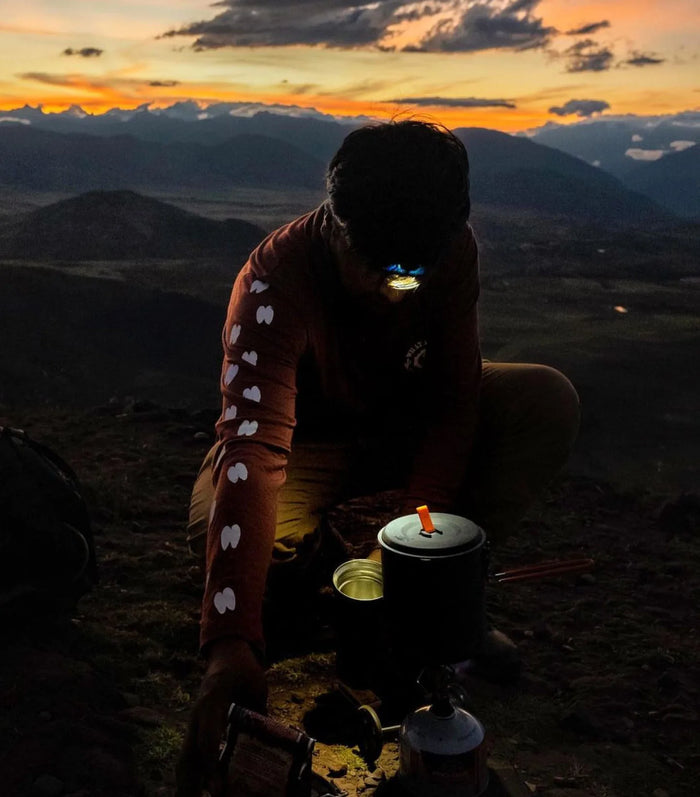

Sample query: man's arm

[177,248,308,797]
[202,261,306,655]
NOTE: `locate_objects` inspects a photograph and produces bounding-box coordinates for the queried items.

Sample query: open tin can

[331,558,385,688]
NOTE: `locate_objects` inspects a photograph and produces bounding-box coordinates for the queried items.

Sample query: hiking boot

[455,628,521,686]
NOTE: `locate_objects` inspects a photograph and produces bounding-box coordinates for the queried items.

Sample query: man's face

[328,223,417,311]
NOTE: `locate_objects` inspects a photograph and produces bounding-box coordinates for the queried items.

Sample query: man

[176,120,580,796]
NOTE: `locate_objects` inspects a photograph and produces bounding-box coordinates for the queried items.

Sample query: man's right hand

[175,637,267,797]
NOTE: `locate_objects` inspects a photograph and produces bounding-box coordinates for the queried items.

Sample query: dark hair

[326,120,470,271]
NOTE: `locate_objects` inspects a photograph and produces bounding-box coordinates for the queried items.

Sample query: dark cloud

[149,80,180,87]
[160,0,557,53]
[624,51,665,67]
[565,21,610,36]
[62,47,103,58]
[386,96,516,109]
[19,72,72,86]
[416,0,557,52]
[564,39,614,72]
[159,0,401,49]
[279,83,317,95]
[549,99,610,117]
[393,4,445,24]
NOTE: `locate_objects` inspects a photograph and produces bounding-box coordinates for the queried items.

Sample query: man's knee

[532,365,580,445]
[481,361,580,449]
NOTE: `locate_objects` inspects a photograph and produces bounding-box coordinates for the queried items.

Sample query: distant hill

[0,190,265,260]
[0,263,223,407]
[455,127,668,226]
[0,125,327,192]
[621,145,700,219]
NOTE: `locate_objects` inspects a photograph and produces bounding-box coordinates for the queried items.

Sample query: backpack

[0,425,97,625]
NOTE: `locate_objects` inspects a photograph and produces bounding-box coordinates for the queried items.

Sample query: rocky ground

[0,403,698,797]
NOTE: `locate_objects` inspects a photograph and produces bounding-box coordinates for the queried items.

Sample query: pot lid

[378,506,484,556]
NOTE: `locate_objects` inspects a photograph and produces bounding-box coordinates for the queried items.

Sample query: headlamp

[382,263,425,291]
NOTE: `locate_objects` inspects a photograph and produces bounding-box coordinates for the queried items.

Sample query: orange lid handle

[416,505,435,533]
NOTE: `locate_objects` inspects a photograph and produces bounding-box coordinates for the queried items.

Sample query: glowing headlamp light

[382,263,426,291]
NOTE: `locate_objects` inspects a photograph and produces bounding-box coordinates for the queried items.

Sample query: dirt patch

[0,406,698,796]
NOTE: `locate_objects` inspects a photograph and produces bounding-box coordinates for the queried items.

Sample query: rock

[120,692,141,707]
[648,652,676,668]
[664,561,688,576]
[328,764,348,778]
[657,494,700,536]
[117,706,163,727]
[63,744,138,791]
[553,776,580,786]
[559,708,601,739]
[193,431,209,441]
[578,573,597,585]
[31,775,64,797]
[657,670,680,691]
[532,622,553,640]
[546,791,592,797]
[652,789,670,797]
[364,769,386,787]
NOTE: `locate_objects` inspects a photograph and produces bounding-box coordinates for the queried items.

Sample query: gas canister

[399,693,490,797]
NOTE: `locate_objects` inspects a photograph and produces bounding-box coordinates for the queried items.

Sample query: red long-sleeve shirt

[201,204,481,652]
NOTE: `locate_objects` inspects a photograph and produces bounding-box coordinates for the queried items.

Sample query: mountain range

[1,104,697,218]
[0,125,325,193]
[526,113,699,178]
[525,113,699,218]
[0,121,673,227]
[454,128,663,225]
[621,145,700,219]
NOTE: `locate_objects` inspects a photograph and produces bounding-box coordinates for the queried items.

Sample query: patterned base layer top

[202,203,481,653]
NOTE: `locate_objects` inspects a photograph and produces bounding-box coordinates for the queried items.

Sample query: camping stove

[350,665,490,797]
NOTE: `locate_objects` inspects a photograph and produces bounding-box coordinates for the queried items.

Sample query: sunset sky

[0,0,697,131]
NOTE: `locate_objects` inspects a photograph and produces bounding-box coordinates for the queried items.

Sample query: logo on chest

[404,339,427,372]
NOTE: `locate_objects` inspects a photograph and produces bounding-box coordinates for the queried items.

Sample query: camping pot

[399,696,489,797]
[378,509,488,668]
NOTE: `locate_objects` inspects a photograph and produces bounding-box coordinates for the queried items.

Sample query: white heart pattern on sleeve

[242,351,258,366]
[224,364,239,386]
[227,462,249,483]
[221,524,241,550]
[229,324,241,345]
[256,306,274,325]
[214,587,236,614]
[243,386,261,403]
[250,280,270,294]
[224,405,237,421]
[237,420,258,437]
